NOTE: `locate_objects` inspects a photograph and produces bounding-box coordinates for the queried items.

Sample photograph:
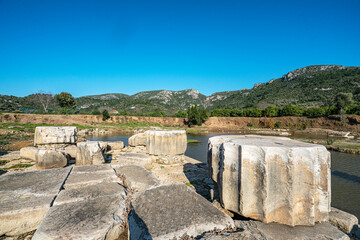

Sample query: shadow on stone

[128,209,152,240]
[332,170,360,184]
[0,151,8,156]
[183,163,212,201]
[0,169,7,176]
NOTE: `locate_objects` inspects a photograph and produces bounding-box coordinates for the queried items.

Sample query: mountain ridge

[1,65,360,113]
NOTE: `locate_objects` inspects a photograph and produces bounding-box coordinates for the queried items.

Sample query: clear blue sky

[0,0,359,97]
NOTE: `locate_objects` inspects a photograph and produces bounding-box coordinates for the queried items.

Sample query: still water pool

[88,133,360,219]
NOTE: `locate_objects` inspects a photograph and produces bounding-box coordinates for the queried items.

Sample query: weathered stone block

[63,165,119,189]
[129,183,234,239]
[146,130,187,155]
[20,146,39,161]
[209,135,331,226]
[33,195,128,240]
[329,207,359,234]
[54,182,127,206]
[34,126,77,147]
[208,135,245,183]
[114,165,160,192]
[128,132,147,146]
[107,141,125,150]
[35,149,68,169]
[227,220,350,240]
[113,153,153,169]
[76,141,105,165]
[0,168,71,236]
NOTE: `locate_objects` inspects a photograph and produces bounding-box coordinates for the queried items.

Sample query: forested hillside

[1,65,359,114]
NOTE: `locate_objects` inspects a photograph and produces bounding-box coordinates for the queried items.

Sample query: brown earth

[0,113,185,127]
[1,113,359,133]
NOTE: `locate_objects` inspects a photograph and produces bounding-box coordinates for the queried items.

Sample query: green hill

[1,65,359,114]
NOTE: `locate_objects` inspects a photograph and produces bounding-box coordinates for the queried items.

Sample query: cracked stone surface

[0,168,71,236]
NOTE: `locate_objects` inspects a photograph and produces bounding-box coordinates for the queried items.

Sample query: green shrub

[92,109,101,115]
[274,122,282,129]
[102,109,110,121]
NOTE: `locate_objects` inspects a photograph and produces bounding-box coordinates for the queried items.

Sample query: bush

[187,105,208,126]
[102,109,110,121]
[279,105,305,116]
[243,108,263,117]
[263,106,279,117]
[92,109,101,115]
[175,111,187,118]
[211,109,231,117]
[274,122,282,129]
[327,138,334,145]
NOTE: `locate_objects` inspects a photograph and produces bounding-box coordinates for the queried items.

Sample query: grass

[340,146,360,149]
[98,121,162,130]
[187,139,201,143]
[0,160,9,166]
[185,129,203,134]
[0,163,33,171]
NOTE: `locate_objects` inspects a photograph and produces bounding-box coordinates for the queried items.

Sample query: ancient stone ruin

[1,128,358,239]
[208,135,331,226]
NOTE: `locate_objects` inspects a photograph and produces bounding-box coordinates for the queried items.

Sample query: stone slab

[114,165,160,192]
[0,168,71,195]
[33,195,128,240]
[35,149,68,170]
[71,164,114,173]
[0,168,71,236]
[54,182,127,206]
[232,220,350,240]
[34,126,77,146]
[76,141,105,166]
[113,153,153,169]
[63,165,119,189]
[146,130,187,155]
[20,146,38,161]
[129,183,234,239]
[128,132,147,147]
[329,207,359,234]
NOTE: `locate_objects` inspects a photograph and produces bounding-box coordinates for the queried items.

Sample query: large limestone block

[128,132,147,146]
[146,130,187,155]
[54,182,127,206]
[329,207,359,234]
[20,146,39,161]
[208,135,246,183]
[0,168,71,236]
[63,164,119,189]
[33,195,128,240]
[76,141,105,165]
[113,153,153,169]
[221,220,350,240]
[209,135,331,226]
[34,126,77,146]
[114,165,160,192]
[129,183,234,239]
[35,149,68,169]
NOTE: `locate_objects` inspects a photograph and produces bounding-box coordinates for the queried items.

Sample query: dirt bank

[203,116,360,134]
[0,113,186,127]
[1,113,359,134]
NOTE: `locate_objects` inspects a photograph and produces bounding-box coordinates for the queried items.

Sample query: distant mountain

[1,65,360,113]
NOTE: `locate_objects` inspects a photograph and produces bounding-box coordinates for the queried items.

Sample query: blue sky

[0,0,359,97]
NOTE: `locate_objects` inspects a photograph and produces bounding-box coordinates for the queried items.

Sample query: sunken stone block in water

[146,130,187,155]
[208,135,331,226]
[34,126,77,147]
